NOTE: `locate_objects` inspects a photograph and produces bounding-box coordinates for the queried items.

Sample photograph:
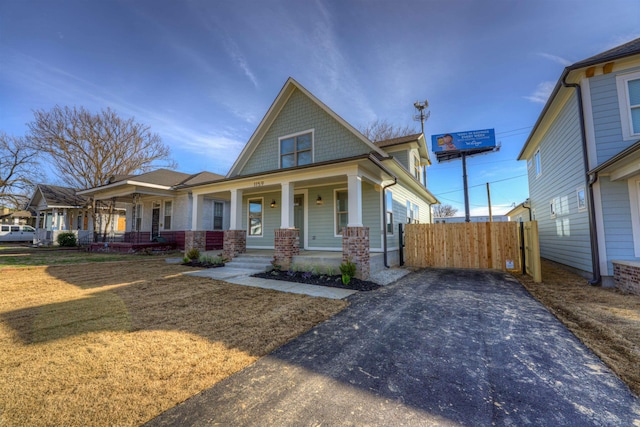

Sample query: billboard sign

[431,128,496,153]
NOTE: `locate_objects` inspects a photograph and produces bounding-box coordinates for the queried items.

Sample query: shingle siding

[239,89,372,176]
[528,91,592,272]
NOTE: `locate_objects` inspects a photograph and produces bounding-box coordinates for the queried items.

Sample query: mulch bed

[252,270,381,292]
[182,261,225,268]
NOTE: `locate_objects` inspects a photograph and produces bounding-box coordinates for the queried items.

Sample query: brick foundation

[223,230,246,260]
[274,228,300,270]
[342,226,370,280]
[613,261,640,296]
[185,230,206,254]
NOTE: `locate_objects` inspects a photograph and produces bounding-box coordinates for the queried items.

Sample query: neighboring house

[505,200,532,223]
[77,169,225,249]
[434,215,510,223]
[0,208,34,226]
[79,78,438,278]
[26,184,94,245]
[518,37,640,289]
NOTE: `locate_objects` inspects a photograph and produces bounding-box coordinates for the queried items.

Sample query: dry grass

[0,259,348,426]
[516,260,640,395]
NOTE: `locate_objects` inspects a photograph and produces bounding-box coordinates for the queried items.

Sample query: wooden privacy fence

[404,222,522,273]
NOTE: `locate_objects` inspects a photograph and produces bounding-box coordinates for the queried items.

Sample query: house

[79,78,438,278]
[505,200,532,223]
[26,184,94,245]
[77,169,225,250]
[518,37,640,292]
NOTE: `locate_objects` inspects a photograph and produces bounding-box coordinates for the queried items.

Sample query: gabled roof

[79,169,225,195]
[375,133,423,148]
[30,184,87,208]
[519,37,640,160]
[227,77,388,178]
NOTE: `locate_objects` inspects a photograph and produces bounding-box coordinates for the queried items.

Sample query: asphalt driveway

[146,269,640,426]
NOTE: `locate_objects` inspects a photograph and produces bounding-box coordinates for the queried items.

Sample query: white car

[0,225,36,242]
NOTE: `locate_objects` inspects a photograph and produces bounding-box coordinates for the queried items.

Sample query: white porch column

[280,181,295,229]
[191,193,205,230]
[347,173,363,227]
[229,189,244,230]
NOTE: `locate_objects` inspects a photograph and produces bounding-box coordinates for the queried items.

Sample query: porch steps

[224,253,273,273]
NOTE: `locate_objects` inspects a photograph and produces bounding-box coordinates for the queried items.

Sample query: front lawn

[0,245,137,268]
[0,258,347,426]
[516,260,640,395]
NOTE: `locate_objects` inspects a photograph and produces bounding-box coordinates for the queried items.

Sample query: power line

[433,174,528,197]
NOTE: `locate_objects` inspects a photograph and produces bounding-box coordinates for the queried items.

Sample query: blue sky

[1,0,639,216]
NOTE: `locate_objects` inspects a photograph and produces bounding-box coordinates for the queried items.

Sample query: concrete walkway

[146,268,640,426]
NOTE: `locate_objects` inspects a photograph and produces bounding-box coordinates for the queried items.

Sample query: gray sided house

[78,78,438,279]
[27,184,95,245]
[518,37,640,289]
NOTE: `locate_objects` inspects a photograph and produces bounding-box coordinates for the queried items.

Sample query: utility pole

[486,182,493,222]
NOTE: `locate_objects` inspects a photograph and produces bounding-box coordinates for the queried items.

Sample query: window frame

[385,190,394,235]
[334,188,348,237]
[213,201,224,231]
[411,152,423,184]
[616,71,640,140]
[247,198,263,237]
[279,129,314,169]
[163,200,172,230]
[576,187,586,211]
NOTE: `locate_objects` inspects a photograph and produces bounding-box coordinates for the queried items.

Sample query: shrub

[339,259,357,285]
[56,232,77,247]
[186,248,200,260]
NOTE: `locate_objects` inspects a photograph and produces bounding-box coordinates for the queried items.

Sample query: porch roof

[589,139,640,181]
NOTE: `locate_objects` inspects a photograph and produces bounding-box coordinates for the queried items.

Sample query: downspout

[523,198,532,221]
[382,177,398,268]
[562,75,602,285]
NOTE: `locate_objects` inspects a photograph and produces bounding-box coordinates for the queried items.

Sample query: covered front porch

[186,156,397,280]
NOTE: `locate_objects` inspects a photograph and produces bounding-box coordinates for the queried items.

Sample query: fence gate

[404,222,522,273]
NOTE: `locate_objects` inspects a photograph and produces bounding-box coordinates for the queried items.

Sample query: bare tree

[433,204,459,218]
[360,119,416,142]
[27,106,176,240]
[0,133,41,209]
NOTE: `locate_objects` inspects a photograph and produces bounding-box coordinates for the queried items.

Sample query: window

[534,149,541,177]
[280,131,312,168]
[577,188,586,211]
[412,153,423,184]
[335,190,348,235]
[406,201,414,223]
[413,204,419,224]
[213,201,224,230]
[617,72,640,140]
[163,201,172,230]
[386,190,394,234]
[11,226,19,232]
[1,225,8,232]
[132,203,142,231]
[248,199,263,236]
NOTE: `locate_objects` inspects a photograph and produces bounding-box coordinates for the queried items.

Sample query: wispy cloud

[524,81,555,104]
[537,52,572,66]
[224,37,258,88]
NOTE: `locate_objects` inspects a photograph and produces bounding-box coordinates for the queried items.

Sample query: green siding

[240,89,372,175]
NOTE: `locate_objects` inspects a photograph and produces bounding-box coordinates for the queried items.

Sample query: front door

[294,194,304,249]
[151,203,160,239]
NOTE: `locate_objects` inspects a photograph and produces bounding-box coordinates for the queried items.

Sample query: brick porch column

[274,228,300,270]
[185,230,207,254]
[342,226,370,280]
[223,230,246,260]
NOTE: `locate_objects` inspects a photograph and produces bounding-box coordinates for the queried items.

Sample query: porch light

[270,200,277,208]
[316,195,323,205]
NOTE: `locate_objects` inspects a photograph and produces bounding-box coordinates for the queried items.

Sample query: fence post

[399,223,404,266]
[520,221,526,275]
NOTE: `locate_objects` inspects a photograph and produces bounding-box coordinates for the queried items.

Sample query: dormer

[375,133,431,186]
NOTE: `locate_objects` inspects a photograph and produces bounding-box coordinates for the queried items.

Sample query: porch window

[335,190,348,235]
[248,199,263,236]
[280,131,312,168]
[163,201,172,230]
[386,190,394,234]
[213,201,224,230]
[132,203,142,231]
